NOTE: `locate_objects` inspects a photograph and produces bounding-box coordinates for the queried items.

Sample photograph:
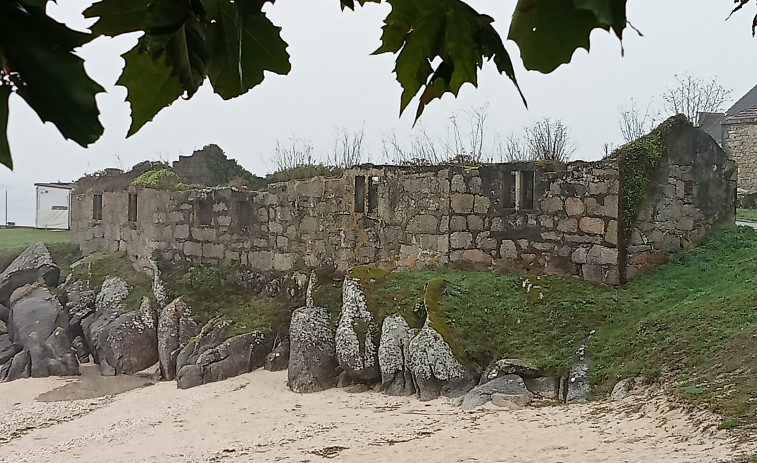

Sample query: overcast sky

[2,0,757,226]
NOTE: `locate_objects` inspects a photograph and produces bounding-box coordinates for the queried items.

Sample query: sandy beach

[0,367,754,463]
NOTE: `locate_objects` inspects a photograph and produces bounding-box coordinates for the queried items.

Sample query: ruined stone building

[71,118,735,287]
[699,84,757,190]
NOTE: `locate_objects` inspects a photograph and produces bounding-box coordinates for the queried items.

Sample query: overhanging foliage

[6,0,746,170]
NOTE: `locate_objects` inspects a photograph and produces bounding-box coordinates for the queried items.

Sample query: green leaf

[1,4,104,147]
[205,0,291,100]
[339,0,380,11]
[147,0,209,96]
[83,0,149,37]
[117,47,185,136]
[375,0,522,120]
[0,85,11,169]
[509,0,627,73]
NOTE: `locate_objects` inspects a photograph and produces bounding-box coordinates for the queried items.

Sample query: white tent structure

[34,182,75,229]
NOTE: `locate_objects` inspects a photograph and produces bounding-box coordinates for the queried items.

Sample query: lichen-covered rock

[157,297,199,380]
[523,376,560,399]
[0,242,60,306]
[150,258,167,308]
[63,280,96,328]
[407,319,476,401]
[378,314,415,396]
[566,340,591,403]
[305,270,316,308]
[0,333,18,365]
[81,277,129,368]
[460,374,533,409]
[287,306,338,393]
[97,297,158,376]
[264,338,290,371]
[175,318,229,373]
[176,328,271,389]
[611,378,633,400]
[83,278,158,376]
[8,284,69,344]
[0,302,9,323]
[72,335,90,363]
[480,358,542,384]
[334,278,380,383]
[27,330,79,377]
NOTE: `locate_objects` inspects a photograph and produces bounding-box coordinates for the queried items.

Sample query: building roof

[725,104,757,122]
[34,182,76,190]
[726,83,757,117]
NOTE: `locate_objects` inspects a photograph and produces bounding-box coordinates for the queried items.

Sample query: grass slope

[327,225,757,426]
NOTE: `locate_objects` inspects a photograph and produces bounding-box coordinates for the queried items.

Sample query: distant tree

[498,118,575,163]
[662,73,732,123]
[618,98,659,143]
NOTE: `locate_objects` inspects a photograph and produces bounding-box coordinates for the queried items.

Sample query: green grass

[736,208,757,222]
[331,225,757,425]
[0,228,80,276]
[160,262,291,338]
[70,252,152,313]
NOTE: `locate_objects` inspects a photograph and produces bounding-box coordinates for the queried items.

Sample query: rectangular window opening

[128,193,137,223]
[354,176,366,213]
[195,200,213,226]
[237,200,253,227]
[93,193,103,221]
[521,171,535,210]
[503,171,516,209]
[367,176,379,213]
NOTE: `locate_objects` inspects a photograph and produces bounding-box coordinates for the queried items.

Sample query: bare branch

[662,73,732,123]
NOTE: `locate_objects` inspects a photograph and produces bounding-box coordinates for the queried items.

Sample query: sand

[0,368,754,463]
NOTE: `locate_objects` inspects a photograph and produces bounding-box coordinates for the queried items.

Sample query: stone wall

[723,118,757,190]
[71,124,735,287]
[626,123,737,279]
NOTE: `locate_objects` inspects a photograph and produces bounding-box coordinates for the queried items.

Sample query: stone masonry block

[184,241,202,257]
[565,197,584,216]
[467,215,484,231]
[249,251,273,271]
[273,253,295,271]
[579,217,605,235]
[541,197,563,213]
[604,195,619,218]
[557,218,578,233]
[500,240,517,259]
[451,174,465,192]
[203,243,225,259]
[174,224,190,240]
[407,215,438,234]
[451,194,474,214]
[474,195,491,214]
[450,232,473,249]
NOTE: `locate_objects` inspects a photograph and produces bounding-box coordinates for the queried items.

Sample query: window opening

[237,201,253,227]
[354,176,366,213]
[520,171,535,210]
[367,176,379,213]
[195,200,213,226]
[503,171,516,209]
[93,193,103,221]
[128,193,137,222]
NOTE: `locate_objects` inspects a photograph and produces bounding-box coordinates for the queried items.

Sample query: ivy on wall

[609,114,689,233]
